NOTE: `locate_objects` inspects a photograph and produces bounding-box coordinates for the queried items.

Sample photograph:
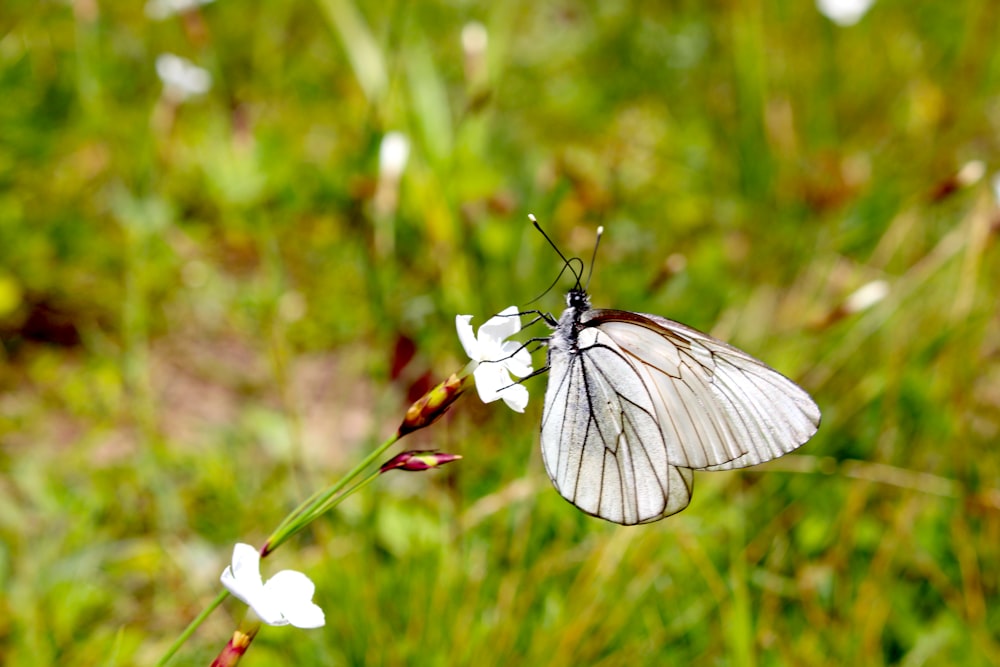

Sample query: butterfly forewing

[695,352,820,470]
[593,317,748,469]
[587,310,821,472]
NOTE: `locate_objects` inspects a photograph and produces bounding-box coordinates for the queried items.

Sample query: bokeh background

[2,0,999,664]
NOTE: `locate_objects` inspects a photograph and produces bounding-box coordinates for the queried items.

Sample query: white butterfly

[538,232,821,525]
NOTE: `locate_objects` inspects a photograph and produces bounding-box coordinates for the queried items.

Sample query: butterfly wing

[589,310,821,471]
[541,324,695,525]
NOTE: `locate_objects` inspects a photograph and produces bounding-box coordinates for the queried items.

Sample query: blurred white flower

[378,132,410,183]
[145,0,214,20]
[220,543,325,629]
[461,21,489,84]
[816,0,875,26]
[155,53,212,102]
[844,279,889,314]
[992,173,1000,205]
[461,21,488,59]
[373,132,411,248]
[456,306,533,413]
[955,160,985,187]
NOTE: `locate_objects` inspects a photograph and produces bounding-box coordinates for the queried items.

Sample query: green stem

[156,590,228,667]
[262,431,401,555]
[299,468,384,526]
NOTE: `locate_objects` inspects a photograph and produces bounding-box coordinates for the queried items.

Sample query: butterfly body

[541,287,821,525]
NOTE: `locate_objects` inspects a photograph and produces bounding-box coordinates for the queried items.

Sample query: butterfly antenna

[584,225,604,291]
[523,262,576,307]
[530,214,582,286]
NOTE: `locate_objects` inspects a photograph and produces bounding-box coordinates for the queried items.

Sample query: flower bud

[210,627,259,667]
[397,373,466,436]
[380,450,463,473]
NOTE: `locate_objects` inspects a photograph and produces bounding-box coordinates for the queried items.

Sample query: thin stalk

[262,432,400,555]
[157,591,228,667]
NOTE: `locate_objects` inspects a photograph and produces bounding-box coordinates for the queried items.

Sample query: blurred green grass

[1,0,999,665]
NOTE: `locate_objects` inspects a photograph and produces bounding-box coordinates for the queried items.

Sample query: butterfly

[535,222,821,525]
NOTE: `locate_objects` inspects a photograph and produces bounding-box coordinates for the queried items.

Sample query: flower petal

[250,592,290,626]
[264,571,326,629]
[500,342,533,378]
[472,362,507,404]
[476,306,522,345]
[816,0,875,26]
[499,383,529,413]
[455,315,480,360]
[283,600,326,629]
[264,570,315,600]
[220,543,265,604]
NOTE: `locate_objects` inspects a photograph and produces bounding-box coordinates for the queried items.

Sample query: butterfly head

[565,287,591,314]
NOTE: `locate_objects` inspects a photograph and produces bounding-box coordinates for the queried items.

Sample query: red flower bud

[210,627,259,667]
[380,450,463,473]
[397,373,466,436]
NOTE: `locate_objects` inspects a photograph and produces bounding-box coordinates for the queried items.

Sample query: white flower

[456,306,533,413]
[462,21,490,57]
[955,160,985,187]
[816,0,875,26]
[843,279,889,314]
[220,543,325,629]
[155,53,212,102]
[378,132,410,182]
[461,22,489,86]
[461,21,488,59]
[145,0,214,20]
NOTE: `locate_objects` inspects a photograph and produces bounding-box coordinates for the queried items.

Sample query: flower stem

[261,431,400,556]
[156,591,228,667]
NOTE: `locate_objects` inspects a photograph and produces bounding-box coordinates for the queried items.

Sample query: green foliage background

[1,1,999,665]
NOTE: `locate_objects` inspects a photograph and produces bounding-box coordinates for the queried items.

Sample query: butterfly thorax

[549,288,591,354]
